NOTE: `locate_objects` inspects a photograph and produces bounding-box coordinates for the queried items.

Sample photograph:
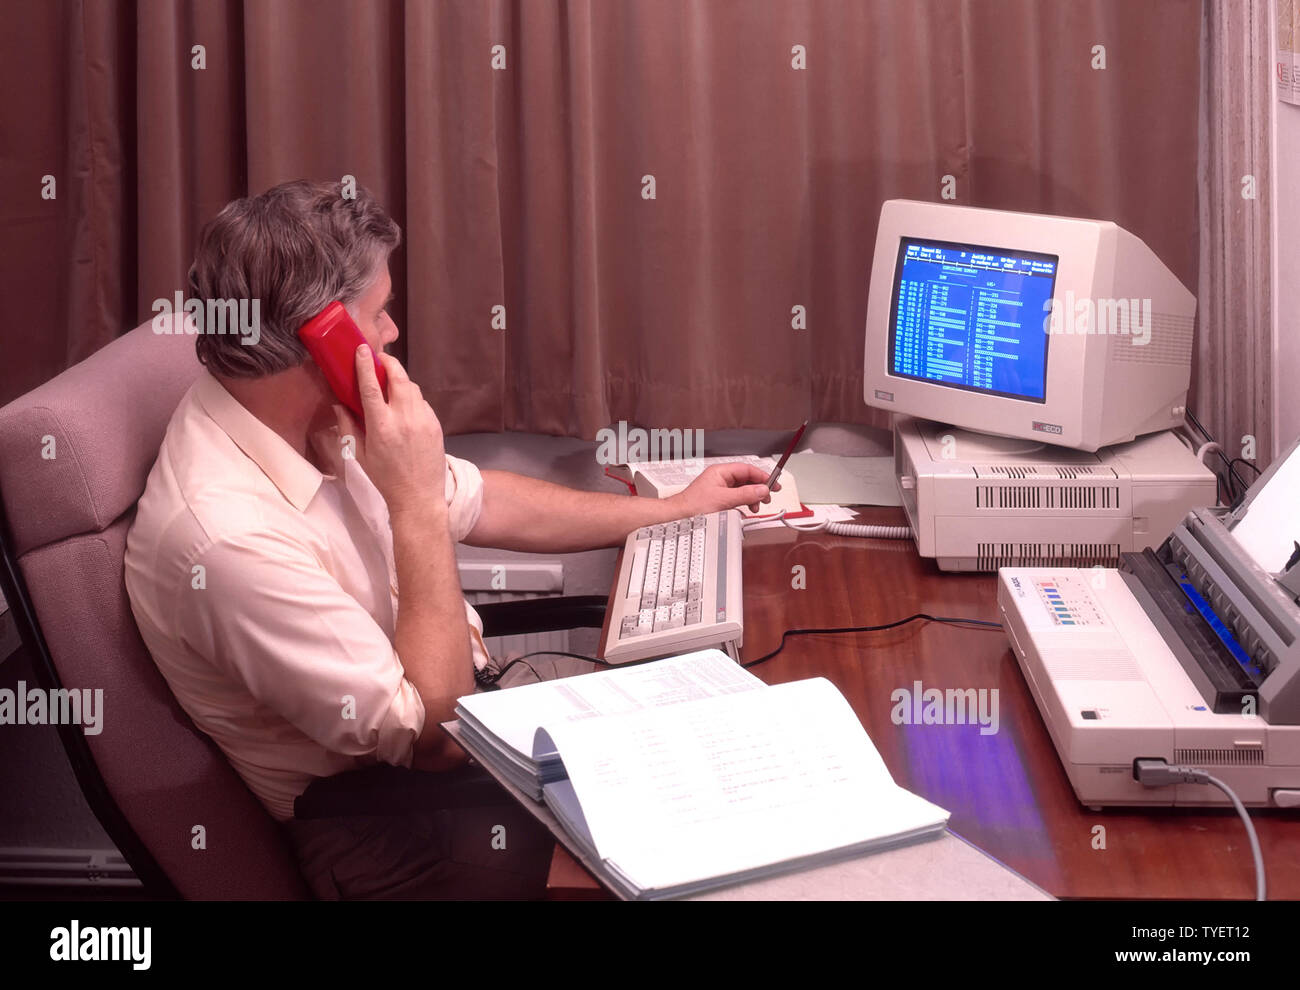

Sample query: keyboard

[602,509,744,664]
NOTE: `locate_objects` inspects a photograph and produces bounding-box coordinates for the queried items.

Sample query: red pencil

[765,420,808,490]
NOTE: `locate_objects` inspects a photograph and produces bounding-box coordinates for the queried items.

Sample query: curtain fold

[1,0,1207,446]
[1197,0,1274,470]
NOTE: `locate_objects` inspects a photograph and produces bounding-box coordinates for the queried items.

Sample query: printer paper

[1229,443,1300,574]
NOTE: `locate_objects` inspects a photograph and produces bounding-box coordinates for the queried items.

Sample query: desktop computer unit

[893,415,1216,571]
[862,199,1212,570]
[863,199,1196,453]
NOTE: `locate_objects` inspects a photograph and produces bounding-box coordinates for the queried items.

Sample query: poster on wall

[1282,0,1299,105]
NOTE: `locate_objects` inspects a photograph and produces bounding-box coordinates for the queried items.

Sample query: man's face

[349,263,399,354]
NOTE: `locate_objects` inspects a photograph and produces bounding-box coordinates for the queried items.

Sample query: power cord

[482,615,1003,680]
[741,612,1003,669]
[1133,759,1266,900]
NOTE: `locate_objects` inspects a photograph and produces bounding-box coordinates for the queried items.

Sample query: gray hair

[189,179,400,378]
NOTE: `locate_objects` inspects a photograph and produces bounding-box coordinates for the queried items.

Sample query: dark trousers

[283,763,554,900]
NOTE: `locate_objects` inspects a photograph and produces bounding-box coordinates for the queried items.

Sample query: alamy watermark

[595,420,704,465]
[1043,291,1151,346]
[890,680,999,735]
[0,681,102,735]
[152,292,261,346]
[50,921,150,970]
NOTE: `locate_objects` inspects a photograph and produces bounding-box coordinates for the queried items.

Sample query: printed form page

[537,678,949,893]
[456,649,763,756]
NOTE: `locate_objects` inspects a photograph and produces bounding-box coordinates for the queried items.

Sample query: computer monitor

[863,200,1196,451]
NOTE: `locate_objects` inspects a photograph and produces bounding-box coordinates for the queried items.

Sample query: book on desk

[451,650,949,900]
[605,454,811,519]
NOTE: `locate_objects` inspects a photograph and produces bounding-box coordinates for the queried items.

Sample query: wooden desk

[550,506,1300,900]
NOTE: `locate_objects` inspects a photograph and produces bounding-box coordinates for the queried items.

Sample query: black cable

[477,658,542,688]
[740,613,1004,670]
[513,649,612,666]
[484,648,614,687]
[1228,458,1262,498]
[1224,456,1263,509]
[488,616,1004,681]
[1185,408,1249,501]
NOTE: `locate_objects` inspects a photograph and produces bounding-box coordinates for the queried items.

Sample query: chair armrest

[474,595,607,639]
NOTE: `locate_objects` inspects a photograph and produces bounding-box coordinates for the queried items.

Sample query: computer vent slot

[976,543,1121,570]
[1173,748,1265,767]
[1043,654,1143,681]
[975,485,1121,510]
[988,465,1039,479]
[1111,312,1194,366]
[987,464,1107,479]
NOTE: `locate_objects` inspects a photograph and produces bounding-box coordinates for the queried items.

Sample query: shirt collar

[192,370,326,512]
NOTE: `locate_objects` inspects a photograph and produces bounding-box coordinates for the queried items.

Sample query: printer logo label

[1032,420,1063,436]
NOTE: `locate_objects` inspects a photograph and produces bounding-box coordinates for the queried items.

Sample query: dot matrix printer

[998,436,1300,808]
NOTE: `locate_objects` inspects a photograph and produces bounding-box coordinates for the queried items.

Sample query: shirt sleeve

[443,454,484,543]
[178,528,426,766]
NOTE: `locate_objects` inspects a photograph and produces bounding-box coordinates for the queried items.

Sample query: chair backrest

[0,316,310,899]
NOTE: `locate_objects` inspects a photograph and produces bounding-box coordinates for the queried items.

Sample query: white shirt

[124,370,490,821]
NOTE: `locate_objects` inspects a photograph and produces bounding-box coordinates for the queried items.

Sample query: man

[123,179,773,899]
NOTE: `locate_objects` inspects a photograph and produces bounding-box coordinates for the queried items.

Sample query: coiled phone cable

[740,509,912,541]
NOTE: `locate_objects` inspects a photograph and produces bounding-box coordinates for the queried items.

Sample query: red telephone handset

[297,301,389,423]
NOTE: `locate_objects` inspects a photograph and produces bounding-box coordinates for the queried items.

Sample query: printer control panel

[1033,575,1107,627]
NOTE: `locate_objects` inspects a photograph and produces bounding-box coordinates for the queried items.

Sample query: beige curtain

[1196,0,1275,471]
[1,0,1203,442]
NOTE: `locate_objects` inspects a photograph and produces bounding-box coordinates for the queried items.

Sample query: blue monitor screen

[888,238,1058,403]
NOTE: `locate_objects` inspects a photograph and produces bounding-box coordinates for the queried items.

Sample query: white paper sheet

[1229,443,1300,574]
[538,677,949,893]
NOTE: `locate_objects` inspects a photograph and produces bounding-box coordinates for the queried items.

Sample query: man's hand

[671,462,779,516]
[333,344,447,516]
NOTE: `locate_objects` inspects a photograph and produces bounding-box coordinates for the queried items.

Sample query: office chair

[0,316,607,899]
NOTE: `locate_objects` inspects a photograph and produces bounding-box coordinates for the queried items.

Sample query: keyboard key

[636,608,655,635]
[626,546,648,601]
[666,601,686,629]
